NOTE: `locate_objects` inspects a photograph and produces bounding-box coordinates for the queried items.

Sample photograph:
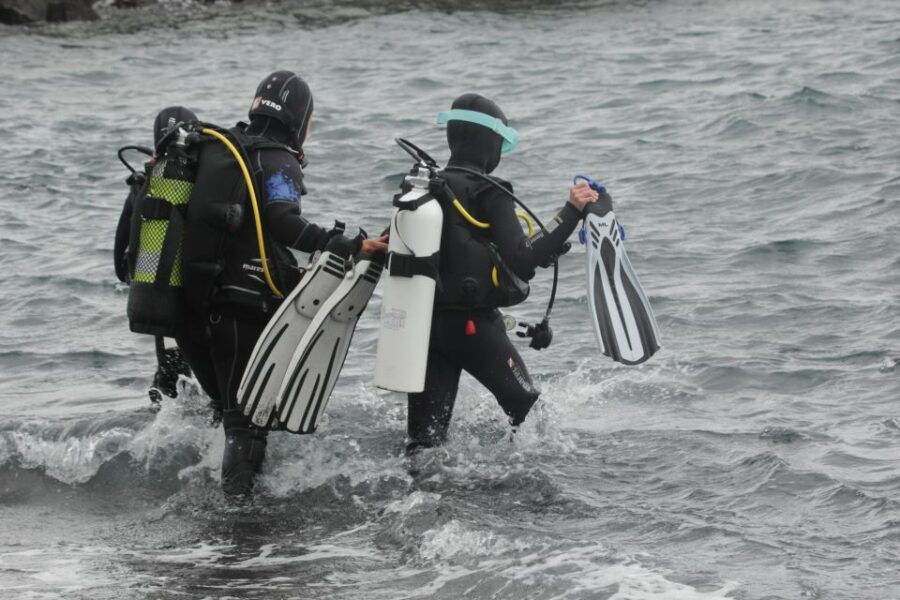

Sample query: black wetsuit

[113,186,135,284]
[173,114,348,492]
[407,94,582,452]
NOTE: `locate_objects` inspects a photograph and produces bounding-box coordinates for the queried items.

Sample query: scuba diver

[405,93,598,454]
[114,106,196,408]
[172,71,387,496]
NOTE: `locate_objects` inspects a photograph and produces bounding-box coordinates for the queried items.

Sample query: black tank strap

[388,251,439,280]
[393,192,433,211]
[141,195,173,220]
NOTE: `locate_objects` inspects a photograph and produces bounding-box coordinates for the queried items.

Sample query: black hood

[153,106,198,148]
[248,70,313,152]
[446,93,507,174]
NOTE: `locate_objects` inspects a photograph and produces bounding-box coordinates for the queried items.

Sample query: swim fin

[580,178,660,365]
[275,252,385,434]
[237,239,355,428]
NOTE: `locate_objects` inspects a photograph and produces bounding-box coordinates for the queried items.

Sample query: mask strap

[436,109,519,154]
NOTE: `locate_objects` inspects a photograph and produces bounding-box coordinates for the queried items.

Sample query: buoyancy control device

[432,171,530,310]
[121,122,287,337]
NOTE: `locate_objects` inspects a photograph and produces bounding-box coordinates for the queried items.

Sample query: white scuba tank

[374,166,444,392]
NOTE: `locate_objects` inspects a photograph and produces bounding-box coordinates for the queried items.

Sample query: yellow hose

[515,211,535,237]
[452,199,489,229]
[201,128,283,298]
[452,197,534,239]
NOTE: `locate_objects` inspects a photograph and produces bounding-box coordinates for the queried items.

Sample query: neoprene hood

[444,93,510,174]
[248,70,314,151]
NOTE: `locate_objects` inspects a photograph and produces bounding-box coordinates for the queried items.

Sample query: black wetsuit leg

[176,312,269,496]
[407,309,540,452]
[407,346,462,452]
[206,315,266,415]
[175,314,221,408]
[453,310,540,427]
[208,314,269,496]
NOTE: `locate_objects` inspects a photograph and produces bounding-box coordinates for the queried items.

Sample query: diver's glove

[324,223,366,260]
[325,220,347,240]
[148,339,191,411]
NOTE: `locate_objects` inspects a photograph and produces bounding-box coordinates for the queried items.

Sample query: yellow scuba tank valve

[201,128,284,299]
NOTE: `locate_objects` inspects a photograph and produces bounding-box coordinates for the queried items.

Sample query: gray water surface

[1,0,899,598]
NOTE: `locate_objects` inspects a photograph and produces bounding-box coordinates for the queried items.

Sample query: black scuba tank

[126,127,198,336]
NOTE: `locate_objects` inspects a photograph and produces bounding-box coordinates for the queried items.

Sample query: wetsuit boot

[221,410,268,497]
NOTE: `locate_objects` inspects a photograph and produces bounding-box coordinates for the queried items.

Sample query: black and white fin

[275,255,385,433]
[237,251,349,427]
[584,206,660,365]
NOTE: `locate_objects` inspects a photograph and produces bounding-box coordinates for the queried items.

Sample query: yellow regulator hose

[453,198,489,229]
[452,198,534,237]
[451,198,535,288]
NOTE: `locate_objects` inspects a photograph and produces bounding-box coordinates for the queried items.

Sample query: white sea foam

[9,426,134,484]
[392,519,739,600]
[0,376,217,486]
[0,545,118,596]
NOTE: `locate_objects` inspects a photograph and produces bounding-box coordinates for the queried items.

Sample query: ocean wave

[0,381,214,488]
[785,86,860,112]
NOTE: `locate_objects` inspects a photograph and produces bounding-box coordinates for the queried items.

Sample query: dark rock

[111,0,155,9]
[46,0,97,21]
[0,0,98,24]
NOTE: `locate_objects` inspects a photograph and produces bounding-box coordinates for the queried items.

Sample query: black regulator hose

[117,145,153,174]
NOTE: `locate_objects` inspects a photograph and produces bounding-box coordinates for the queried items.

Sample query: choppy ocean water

[1,0,898,598]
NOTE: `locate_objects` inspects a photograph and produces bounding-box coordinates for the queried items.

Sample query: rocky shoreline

[0,0,538,28]
[0,0,100,23]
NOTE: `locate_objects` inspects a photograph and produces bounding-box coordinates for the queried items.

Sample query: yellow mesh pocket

[148,175,193,206]
[133,220,183,287]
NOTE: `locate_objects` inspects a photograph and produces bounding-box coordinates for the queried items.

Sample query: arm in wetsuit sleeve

[482,185,582,281]
[113,190,134,283]
[255,151,333,253]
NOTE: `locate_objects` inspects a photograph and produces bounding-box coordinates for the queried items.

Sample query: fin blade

[585,211,660,365]
[275,257,383,434]
[236,251,347,424]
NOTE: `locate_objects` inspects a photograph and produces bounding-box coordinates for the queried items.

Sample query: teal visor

[436,109,520,154]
